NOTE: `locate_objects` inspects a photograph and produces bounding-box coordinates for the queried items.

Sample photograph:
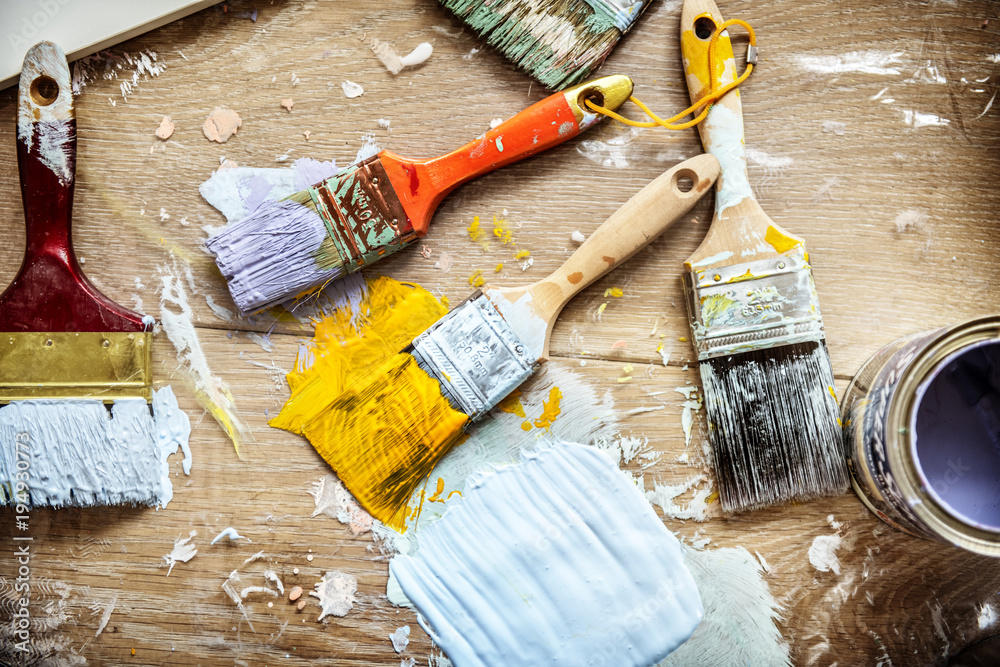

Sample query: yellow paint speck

[623,364,633,374]
[706,491,719,504]
[533,386,563,430]
[604,287,623,298]
[617,377,633,384]
[597,302,608,317]
[494,263,503,273]
[679,336,687,342]
[469,270,485,288]
[499,389,527,418]
[514,249,530,260]
[467,216,490,251]
[521,422,532,431]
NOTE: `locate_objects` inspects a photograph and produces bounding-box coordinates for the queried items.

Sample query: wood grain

[1,0,999,664]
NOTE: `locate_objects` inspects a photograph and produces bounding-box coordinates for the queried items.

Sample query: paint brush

[205,75,634,316]
[0,42,175,508]
[296,153,720,527]
[436,0,653,90]
[680,0,849,512]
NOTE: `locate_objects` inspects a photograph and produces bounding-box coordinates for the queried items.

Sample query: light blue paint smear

[0,386,191,509]
[390,441,703,667]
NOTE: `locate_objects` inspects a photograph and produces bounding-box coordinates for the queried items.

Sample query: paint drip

[158,266,251,454]
[390,441,704,667]
[0,386,191,508]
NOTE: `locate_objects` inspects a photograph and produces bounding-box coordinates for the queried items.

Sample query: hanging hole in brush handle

[694,16,716,39]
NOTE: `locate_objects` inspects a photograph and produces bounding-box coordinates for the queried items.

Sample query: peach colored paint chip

[155,115,174,140]
[289,586,303,601]
[296,600,307,611]
[203,107,242,143]
[611,340,628,350]
[303,130,311,141]
[281,98,294,111]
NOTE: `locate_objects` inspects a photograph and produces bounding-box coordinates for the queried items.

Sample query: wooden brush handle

[680,0,804,270]
[0,41,142,332]
[379,75,634,235]
[495,153,720,348]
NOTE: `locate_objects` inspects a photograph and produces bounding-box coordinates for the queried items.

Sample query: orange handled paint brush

[205,75,634,316]
[680,0,848,513]
[290,154,720,529]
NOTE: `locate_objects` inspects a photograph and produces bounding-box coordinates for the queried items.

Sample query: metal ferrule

[309,155,417,273]
[581,0,646,32]
[684,250,825,360]
[562,74,634,131]
[410,293,537,421]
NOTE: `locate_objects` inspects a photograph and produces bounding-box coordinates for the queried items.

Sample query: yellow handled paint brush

[0,42,188,509]
[292,154,720,528]
[680,0,849,512]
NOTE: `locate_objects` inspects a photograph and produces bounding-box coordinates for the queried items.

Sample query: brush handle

[0,41,143,332]
[680,0,804,270]
[379,74,634,235]
[494,153,720,358]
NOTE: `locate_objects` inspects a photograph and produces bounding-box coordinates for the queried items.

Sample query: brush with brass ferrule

[0,42,171,509]
[205,75,634,316]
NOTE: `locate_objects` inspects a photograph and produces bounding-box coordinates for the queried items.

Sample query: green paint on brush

[437,0,627,90]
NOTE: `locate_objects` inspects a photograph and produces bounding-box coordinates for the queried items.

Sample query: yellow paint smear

[300,352,469,531]
[765,225,802,254]
[604,287,623,298]
[514,249,530,260]
[597,302,608,317]
[428,477,447,504]
[492,214,514,245]
[469,270,485,288]
[494,263,504,273]
[533,386,563,430]
[521,422,533,431]
[498,389,527,418]
[700,294,738,327]
[468,216,490,251]
[271,276,449,435]
[681,20,736,102]
[727,269,756,284]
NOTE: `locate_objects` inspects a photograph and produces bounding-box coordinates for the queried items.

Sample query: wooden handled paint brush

[296,153,720,528]
[680,0,849,512]
[205,75,634,316]
[0,42,177,509]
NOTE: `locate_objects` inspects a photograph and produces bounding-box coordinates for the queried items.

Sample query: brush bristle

[699,341,849,513]
[438,0,624,89]
[301,353,470,530]
[205,196,346,316]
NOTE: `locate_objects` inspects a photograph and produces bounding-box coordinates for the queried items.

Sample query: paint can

[841,316,1000,556]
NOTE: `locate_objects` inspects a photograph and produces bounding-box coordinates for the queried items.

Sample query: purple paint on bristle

[205,199,343,316]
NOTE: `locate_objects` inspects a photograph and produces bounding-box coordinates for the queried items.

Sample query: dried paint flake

[520,257,534,272]
[604,287,623,298]
[203,107,242,143]
[155,115,174,140]
[163,531,198,575]
[342,81,365,98]
[211,527,250,544]
[303,130,311,141]
[311,571,358,621]
[159,207,169,221]
[611,340,627,350]
[435,251,454,273]
[494,263,503,273]
[808,535,843,575]
[894,209,928,232]
[370,38,433,75]
[309,473,373,535]
[94,593,118,637]
[571,230,586,243]
[420,245,433,259]
[289,586,303,601]
[469,270,485,288]
[264,570,285,595]
[389,625,411,653]
[490,117,503,129]
[822,120,846,136]
[281,98,294,111]
[514,249,530,260]
[493,215,515,245]
[646,476,713,522]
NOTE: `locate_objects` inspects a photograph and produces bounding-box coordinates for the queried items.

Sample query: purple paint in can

[841,316,1000,556]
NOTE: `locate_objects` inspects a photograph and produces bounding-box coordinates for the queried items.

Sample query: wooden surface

[1,0,999,664]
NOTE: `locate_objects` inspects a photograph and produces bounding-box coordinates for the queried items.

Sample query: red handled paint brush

[292,154,720,528]
[680,0,848,512]
[0,42,168,508]
[205,75,634,316]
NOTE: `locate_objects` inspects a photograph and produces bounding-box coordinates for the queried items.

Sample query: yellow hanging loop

[585,18,757,130]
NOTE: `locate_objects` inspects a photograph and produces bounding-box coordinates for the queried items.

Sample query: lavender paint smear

[390,441,703,667]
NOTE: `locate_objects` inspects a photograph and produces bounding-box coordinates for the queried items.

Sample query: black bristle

[699,341,849,513]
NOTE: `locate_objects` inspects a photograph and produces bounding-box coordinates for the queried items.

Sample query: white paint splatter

[646,475,713,522]
[822,121,846,135]
[893,209,928,233]
[309,473,373,535]
[342,81,364,98]
[310,571,357,620]
[977,602,997,629]
[796,51,905,76]
[808,535,843,575]
[163,531,198,575]
[94,593,117,637]
[211,527,250,545]
[389,625,410,652]
[900,109,950,128]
